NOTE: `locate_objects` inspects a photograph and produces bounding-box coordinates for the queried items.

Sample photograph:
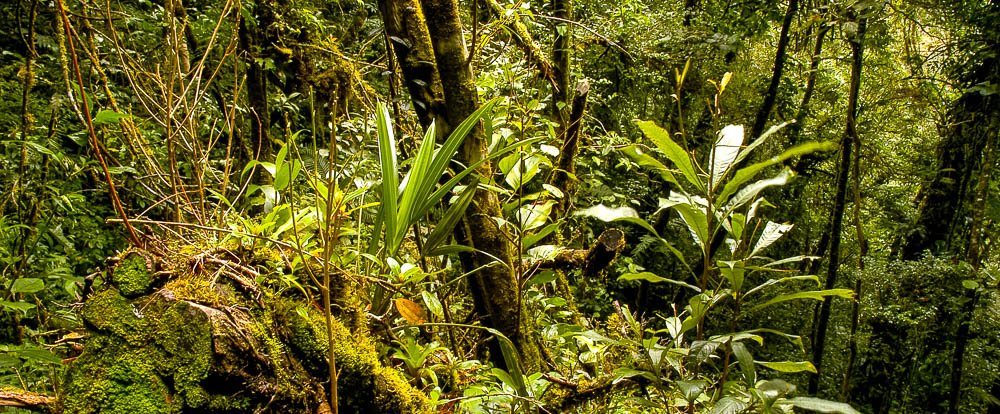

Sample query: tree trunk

[809,14,865,395]
[749,0,798,140]
[900,91,994,259]
[378,0,445,131]
[947,122,996,414]
[551,0,572,125]
[379,0,543,372]
[238,5,273,178]
[423,0,541,372]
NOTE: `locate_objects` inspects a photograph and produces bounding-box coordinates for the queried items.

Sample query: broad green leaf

[575,205,658,235]
[711,125,744,187]
[744,275,821,299]
[421,291,444,320]
[761,255,819,268]
[750,221,793,258]
[619,272,701,292]
[757,378,796,403]
[636,120,704,191]
[528,271,557,285]
[677,380,707,402]
[0,301,35,314]
[751,289,854,311]
[671,200,709,248]
[483,327,528,398]
[731,121,792,167]
[708,396,748,414]
[756,360,817,373]
[542,183,564,198]
[425,244,477,256]
[92,109,131,125]
[10,278,44,294]
[522,223,558,249]
[517,200,555,230]
[501,154,545,189]
[718,260,746,292]
[746,328,806,353]
[717,141,836,204]
[709,332,764,346]
[11,346,62,365]
[732,341,756,384]
[611,367,658,383]
[24,141,58,158]
[620,145,680,185]
[783,397,862,414]
[721,169,793,213]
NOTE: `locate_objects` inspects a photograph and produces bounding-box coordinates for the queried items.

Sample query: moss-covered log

[62,249,429,413]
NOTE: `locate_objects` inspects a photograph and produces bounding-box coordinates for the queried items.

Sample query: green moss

[69,290,216,412]
[153,301,214,408]
[82,289,151,346]
[278,302,431,413]
[62,336,172,414]
[111,252,152,298]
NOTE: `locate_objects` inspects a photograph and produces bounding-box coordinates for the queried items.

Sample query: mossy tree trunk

[377,0,543,372]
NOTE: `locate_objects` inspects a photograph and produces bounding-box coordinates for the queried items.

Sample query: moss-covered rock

[110,252,153,298]
[63,250,431,413]
[277,302,430,413]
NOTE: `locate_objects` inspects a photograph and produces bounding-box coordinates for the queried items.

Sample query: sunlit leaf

[750,221,794,258]
[717,141,836,203]
[575,205,658,235]
[92,109,131,125]
[394,298,426,324]
[751,289,854,311]
[636,120,704,191]
[708,396,748,414]
[782,397,862,414]
[10,278,44,294]
[711,125,744,187]
[619,272,700,292]
[421,291,444,320]
[756,360,817,373]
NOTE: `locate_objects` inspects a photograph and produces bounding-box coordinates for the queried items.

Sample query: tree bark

[947,122,996,414]
[378,0,445,131]
[551,0,572,124]
[749,0,798,141]
[551,80,589,214]
[381,0,543,372]
[900,91,994,259]
[809,14,865,395]
[238,5,274,178]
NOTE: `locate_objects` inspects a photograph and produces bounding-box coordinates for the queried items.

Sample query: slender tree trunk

[809,15,865,395]
[749,0,798,140]
[789,23,829,146]
[947,123,996,414]
[238,5,273,180]
[840,89,869,401]
[551,0,571,125]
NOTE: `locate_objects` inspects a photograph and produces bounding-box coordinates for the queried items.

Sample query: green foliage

[578,119,854,412]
